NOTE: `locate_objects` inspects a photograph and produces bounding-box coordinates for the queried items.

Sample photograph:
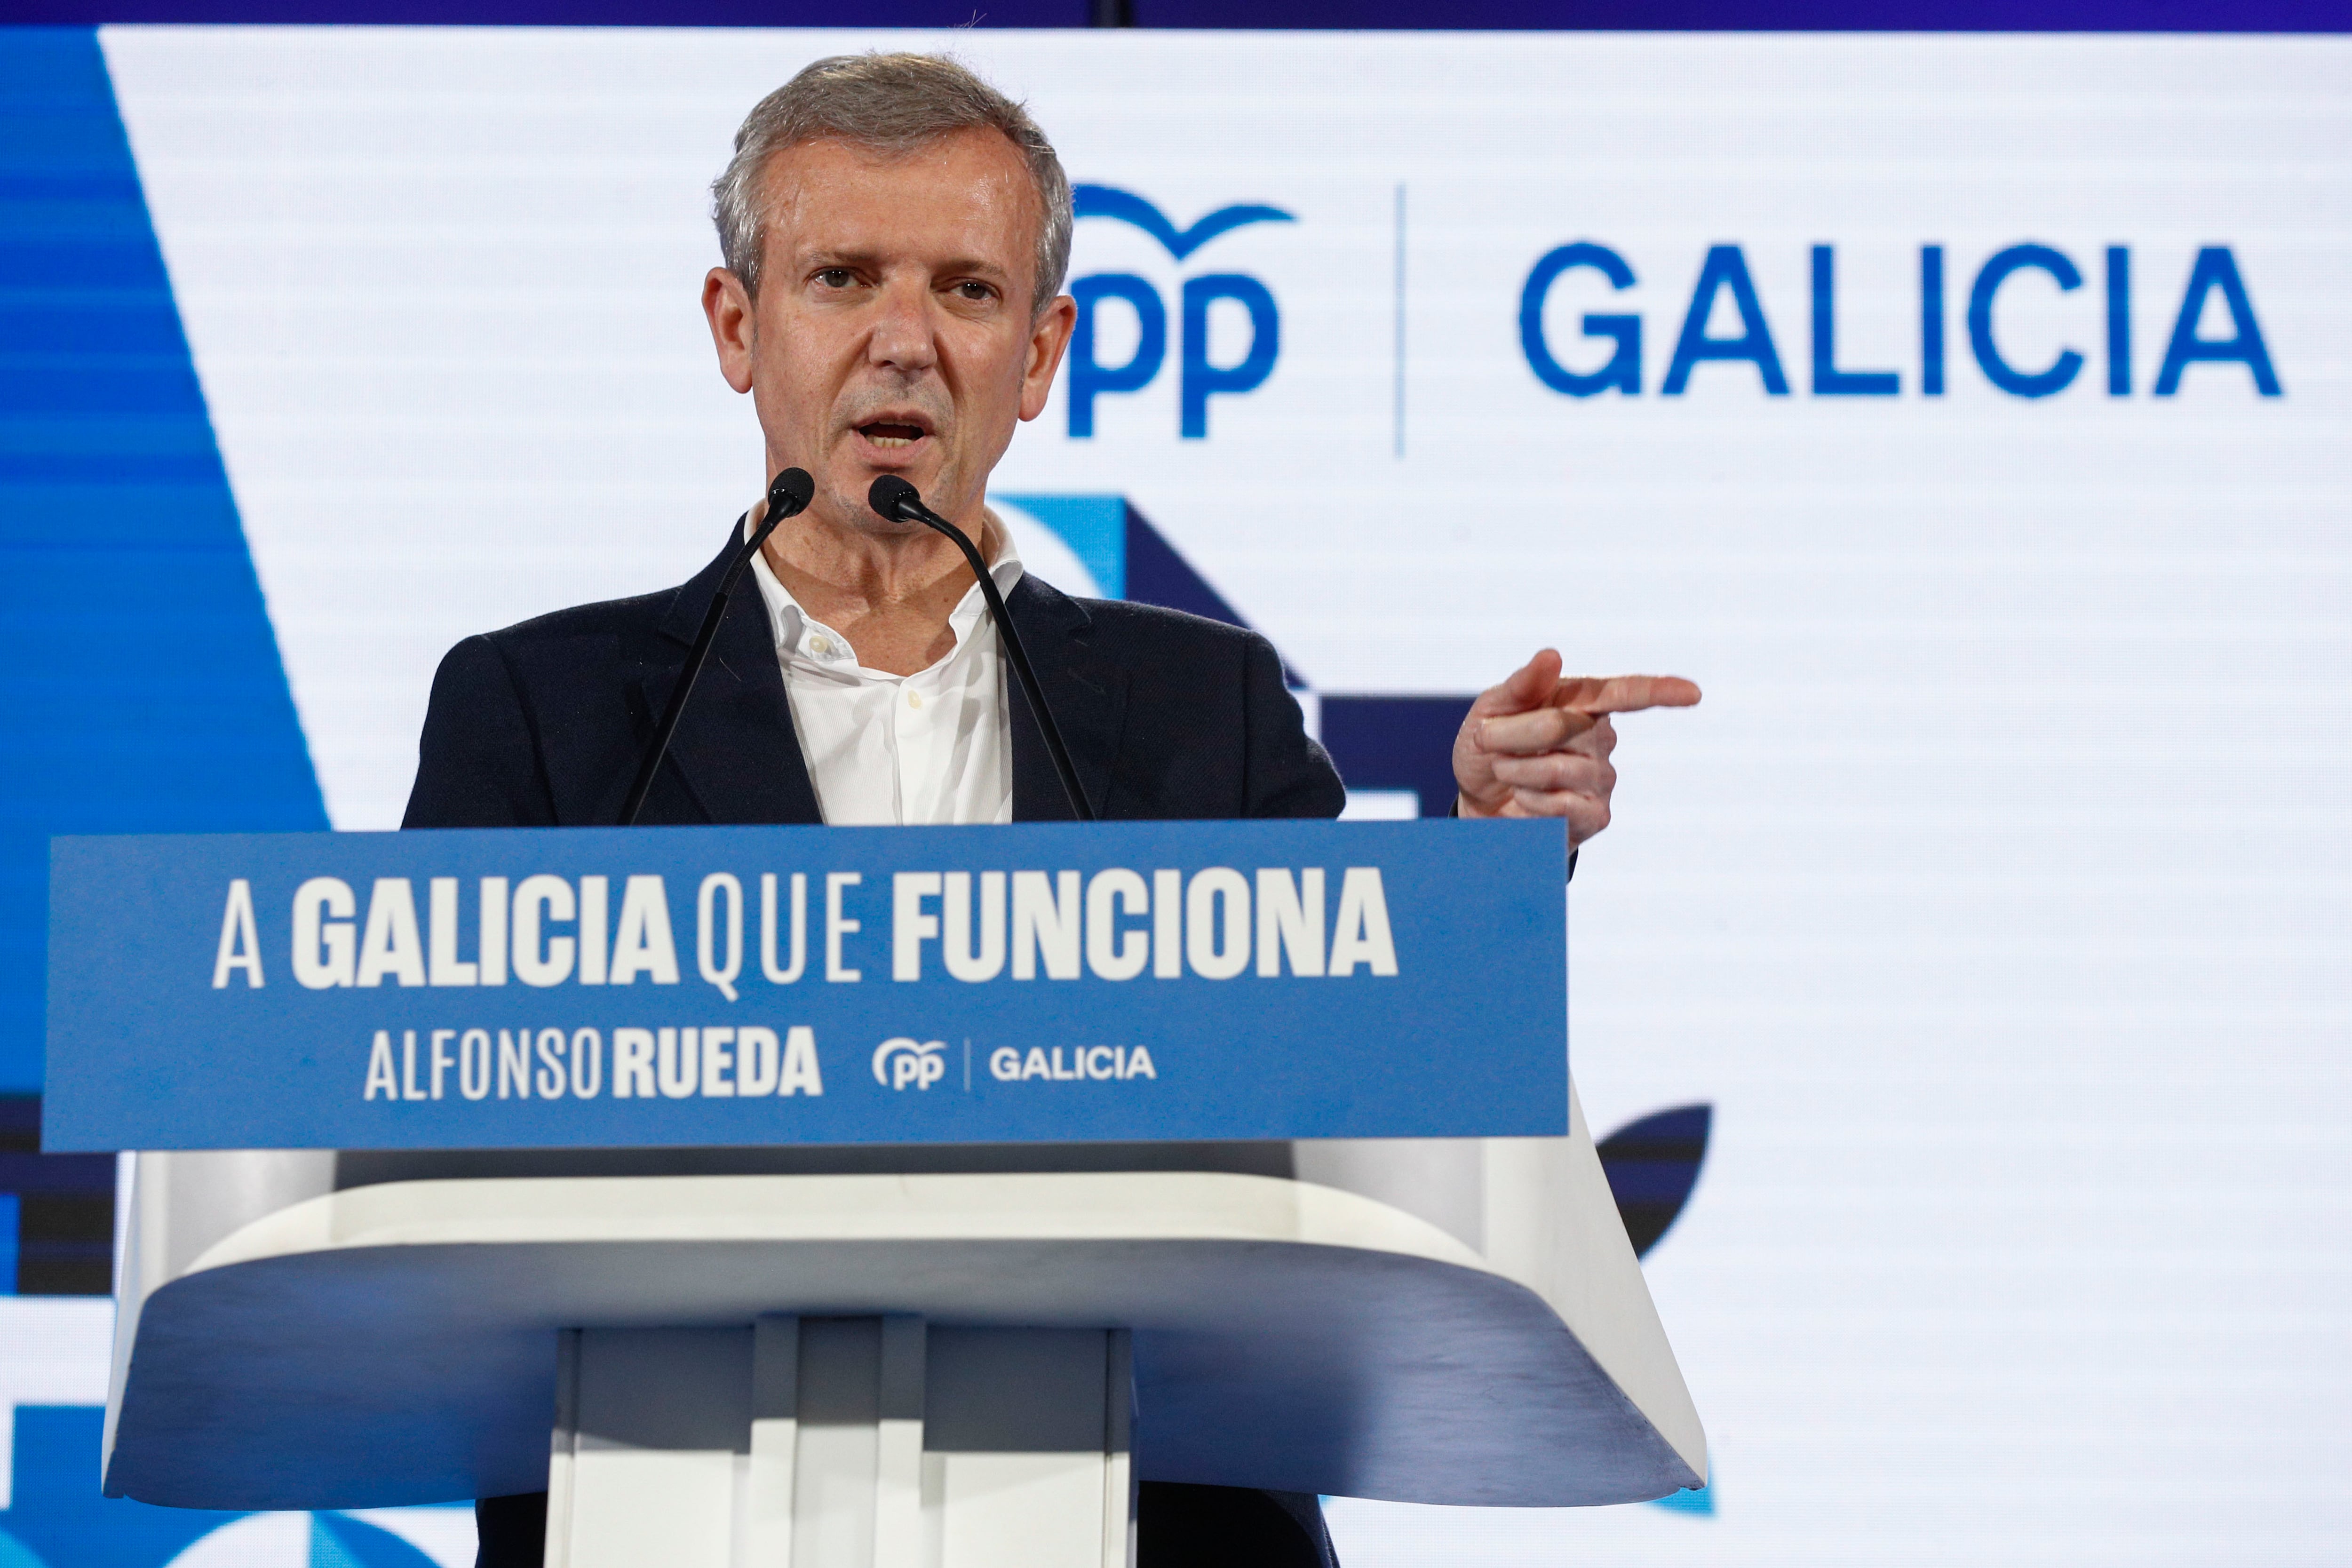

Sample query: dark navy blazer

[403,523,1345,831]
[404,523,1349,1568]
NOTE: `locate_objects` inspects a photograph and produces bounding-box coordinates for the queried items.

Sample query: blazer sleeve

[401,635,559,828]
[1240,632,1347,820]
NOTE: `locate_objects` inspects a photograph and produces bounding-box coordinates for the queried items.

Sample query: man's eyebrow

[934,255,1012,279]
[792,249,1012,282]
[798,247,882,272]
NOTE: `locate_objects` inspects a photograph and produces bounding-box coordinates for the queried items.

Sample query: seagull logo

[1072,184,1295,259]
[1062,187,1294,439]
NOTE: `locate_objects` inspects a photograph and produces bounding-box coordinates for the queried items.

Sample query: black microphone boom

[868,474,1096,822]
[619,467,816,826]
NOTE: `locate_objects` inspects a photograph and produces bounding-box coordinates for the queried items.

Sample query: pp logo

[1066,184,1292,439]
[872,1037,948,1091]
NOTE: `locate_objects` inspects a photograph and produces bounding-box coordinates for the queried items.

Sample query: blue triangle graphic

[0,28,329,1090]
[311,1514,443,1568]
[0,1407,243,1567]
[1651,1482,1715,1515]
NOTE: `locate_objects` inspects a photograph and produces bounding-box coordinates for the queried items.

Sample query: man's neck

[758,500,999,678]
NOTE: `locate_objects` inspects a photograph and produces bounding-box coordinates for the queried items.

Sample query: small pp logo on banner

[873,1037,948,1091]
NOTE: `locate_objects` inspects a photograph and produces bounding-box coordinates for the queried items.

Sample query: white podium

[103,1087,1704,1566]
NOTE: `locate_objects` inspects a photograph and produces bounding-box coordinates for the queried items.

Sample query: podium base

[104,1090,1707,1512]
[547,1318,1131,1568]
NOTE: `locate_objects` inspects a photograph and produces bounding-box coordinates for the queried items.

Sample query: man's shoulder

[1026,579,1268,661]
[471,583,683,655]
[422,574,703,739]
[1079,595,1259,643]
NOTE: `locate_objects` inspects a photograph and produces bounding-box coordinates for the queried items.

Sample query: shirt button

[809,636,831,656]
[907,691,923,709]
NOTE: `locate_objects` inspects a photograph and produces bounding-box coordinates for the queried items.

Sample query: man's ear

[704,268,756,395]
[1017,293,1079,423]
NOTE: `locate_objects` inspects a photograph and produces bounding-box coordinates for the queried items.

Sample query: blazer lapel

[633,537,1121,826]
[635,528,824,826]
[1005,575,1127,822]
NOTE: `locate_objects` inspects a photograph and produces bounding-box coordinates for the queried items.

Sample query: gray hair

[711,52,1074,317]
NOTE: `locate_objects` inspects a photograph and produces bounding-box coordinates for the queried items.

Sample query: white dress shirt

[746,515,1023,826]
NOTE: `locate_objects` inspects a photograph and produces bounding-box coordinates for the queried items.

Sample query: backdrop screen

[0,24,2346,1566]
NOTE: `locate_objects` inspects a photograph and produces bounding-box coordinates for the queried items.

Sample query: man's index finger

[1556,674,1704,714]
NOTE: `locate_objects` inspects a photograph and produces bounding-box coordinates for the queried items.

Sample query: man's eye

[953,281,994,302]
[815,269,856,289]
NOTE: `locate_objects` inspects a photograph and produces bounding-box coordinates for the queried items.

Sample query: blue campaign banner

[44,820,1567,1151]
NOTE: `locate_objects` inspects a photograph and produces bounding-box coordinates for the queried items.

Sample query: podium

[52,820,1706,1565]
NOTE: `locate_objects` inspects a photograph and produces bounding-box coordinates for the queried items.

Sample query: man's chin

[810,475,930,537]
[826,456,960,524]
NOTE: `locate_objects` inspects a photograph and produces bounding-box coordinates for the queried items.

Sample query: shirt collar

[744,502,1025,671]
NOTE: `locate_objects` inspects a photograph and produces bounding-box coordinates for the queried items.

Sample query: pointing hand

[1451,650,1701,846]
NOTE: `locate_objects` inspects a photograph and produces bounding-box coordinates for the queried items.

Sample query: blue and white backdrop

[1,24,2346,1566]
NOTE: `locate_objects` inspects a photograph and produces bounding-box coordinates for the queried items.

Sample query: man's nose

[866,277,940,375]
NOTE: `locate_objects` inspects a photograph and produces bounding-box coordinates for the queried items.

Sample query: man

[406,52,1698,1568]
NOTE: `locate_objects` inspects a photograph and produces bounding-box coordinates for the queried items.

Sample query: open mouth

[857,421,930,450]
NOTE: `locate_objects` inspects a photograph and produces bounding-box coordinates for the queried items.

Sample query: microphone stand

[619,467,814,826]
[868,475,1095,822]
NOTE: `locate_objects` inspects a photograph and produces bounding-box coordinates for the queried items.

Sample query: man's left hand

[1453,650,1701,845]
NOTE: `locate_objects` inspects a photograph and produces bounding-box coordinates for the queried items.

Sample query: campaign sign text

[44,820,1566,1151]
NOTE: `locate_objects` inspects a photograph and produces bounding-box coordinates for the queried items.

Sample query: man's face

[703,128,1075,536]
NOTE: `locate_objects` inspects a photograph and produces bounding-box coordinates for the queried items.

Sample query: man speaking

[404,50,1697,1568]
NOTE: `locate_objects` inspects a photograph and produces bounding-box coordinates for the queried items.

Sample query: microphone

[868,475,1095,822]
[619,466,815,826]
